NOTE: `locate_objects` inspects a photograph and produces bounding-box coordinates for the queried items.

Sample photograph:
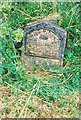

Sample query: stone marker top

[23,21,67,66]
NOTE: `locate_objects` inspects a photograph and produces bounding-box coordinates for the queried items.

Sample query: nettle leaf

[0,21,10,36]
[19,46,24,51]
[13,29,24,42]
[74,43,78,46]
[0,3,11,11]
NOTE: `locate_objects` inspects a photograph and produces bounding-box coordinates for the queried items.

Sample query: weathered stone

[22,21,67,71]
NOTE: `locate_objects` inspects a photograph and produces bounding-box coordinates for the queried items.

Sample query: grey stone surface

[22,21,67,71]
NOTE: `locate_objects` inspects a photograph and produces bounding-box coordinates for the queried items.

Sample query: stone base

[22,53,61,72]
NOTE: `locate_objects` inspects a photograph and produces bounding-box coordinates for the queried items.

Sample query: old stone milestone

[22,21,67,71]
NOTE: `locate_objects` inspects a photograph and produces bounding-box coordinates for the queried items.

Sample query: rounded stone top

[24,21,67,38]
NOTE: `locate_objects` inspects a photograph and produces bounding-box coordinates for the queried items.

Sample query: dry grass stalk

[18,81,38,118]
[12,6,61,23]
[4,81,28,95]
[65,24,81,29]
[41,74,73,87]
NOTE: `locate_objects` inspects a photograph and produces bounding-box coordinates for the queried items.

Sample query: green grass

[1,2,81,118]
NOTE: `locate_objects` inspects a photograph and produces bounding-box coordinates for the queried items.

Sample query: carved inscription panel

[26,29,61,59]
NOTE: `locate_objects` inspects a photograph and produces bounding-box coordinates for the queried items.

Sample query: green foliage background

[0,2,81,118]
